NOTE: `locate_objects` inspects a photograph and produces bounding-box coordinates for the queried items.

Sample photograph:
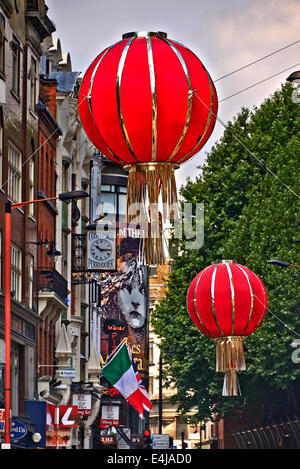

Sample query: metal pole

[1,192,88,449]
[4,202,11,448]
[159,351,162,434]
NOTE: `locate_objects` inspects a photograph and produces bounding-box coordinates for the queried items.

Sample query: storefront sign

[100,405,119,428]
[58,405,78,428]
[0,408,5,432]
[25,401,47,448]
[10,420,27,440]
[72,394,92,416]
[101,386,120,397]
[100,434,116,446]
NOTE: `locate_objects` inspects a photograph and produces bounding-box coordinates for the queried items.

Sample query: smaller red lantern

[187,260,268,395]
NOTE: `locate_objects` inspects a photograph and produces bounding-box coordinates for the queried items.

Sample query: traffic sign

[151,434,170,449]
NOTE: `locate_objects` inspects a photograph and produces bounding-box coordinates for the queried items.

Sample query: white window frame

[28,254,33,308]
[29,56,37,111]
[11,38,21,97]
[0,13,6,77]
[0,126,3,188]
[11,243,22,302]
[0,230,2,291]
[8,142,22,203]
[28,158,34,216]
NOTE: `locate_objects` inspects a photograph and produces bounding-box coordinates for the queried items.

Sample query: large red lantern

[187,261,268,395]
[78,31,218,263]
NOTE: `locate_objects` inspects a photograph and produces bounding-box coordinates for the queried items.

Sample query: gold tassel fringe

[215,337,246,396]
[222,369,241,397]
[125,162,179,265]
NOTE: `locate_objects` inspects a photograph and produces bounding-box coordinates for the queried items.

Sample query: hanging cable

[255,295,300,337]
[0,94,88,193]
[219,62,300,103]
[193,91,300,201]
[214,38,300,82]
[3,39,300,191]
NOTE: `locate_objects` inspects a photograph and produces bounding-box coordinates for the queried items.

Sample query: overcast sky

[45,0,300,188]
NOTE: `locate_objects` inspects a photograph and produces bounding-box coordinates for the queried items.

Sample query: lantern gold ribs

[78,31,218,264]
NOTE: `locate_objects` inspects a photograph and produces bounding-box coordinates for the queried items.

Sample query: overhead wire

[219,62,300,103]
[2,39,300,194]
[149,275,300,339]
[1,40,298,348]
[0,93,88,194]
[193,91,300,201]
[214,38,300,82]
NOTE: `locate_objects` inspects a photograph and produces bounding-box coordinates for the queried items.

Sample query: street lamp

[2,190,89,449]
[286,71,300,84]
[286,71,300,104]
[267,259,300,268]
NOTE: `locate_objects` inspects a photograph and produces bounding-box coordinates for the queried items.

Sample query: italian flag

[102,341,152,419]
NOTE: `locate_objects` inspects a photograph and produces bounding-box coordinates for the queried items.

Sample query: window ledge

[10,89,21,103]
[29,109,37,119]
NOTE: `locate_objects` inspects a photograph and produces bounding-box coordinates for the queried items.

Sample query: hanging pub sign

[86,224,117,272]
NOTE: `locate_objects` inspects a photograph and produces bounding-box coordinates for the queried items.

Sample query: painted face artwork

[118,259,146,329]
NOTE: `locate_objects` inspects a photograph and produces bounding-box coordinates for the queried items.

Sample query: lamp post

[2,190,89,449]
[267,259,300,268]
[286,71,300,104]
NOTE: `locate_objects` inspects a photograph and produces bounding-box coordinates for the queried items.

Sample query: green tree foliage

[152,83,300,425]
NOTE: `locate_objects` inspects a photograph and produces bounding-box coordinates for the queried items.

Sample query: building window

[0,14,6,77]
[149,340,154,365]
[100,184,127,222]
[0,125,3,188]
[0,230,2,290]
[28,159,34,216]
[29,56,37,111]
[62,232,68,279]
[11,244,22,302]
[11,38,21,97]
[8,142,22,203]
[149,376,154,396]
[28,254,33,308]
[101,191,116,216]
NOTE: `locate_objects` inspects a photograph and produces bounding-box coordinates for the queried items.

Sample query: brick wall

[39,77,57,118]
